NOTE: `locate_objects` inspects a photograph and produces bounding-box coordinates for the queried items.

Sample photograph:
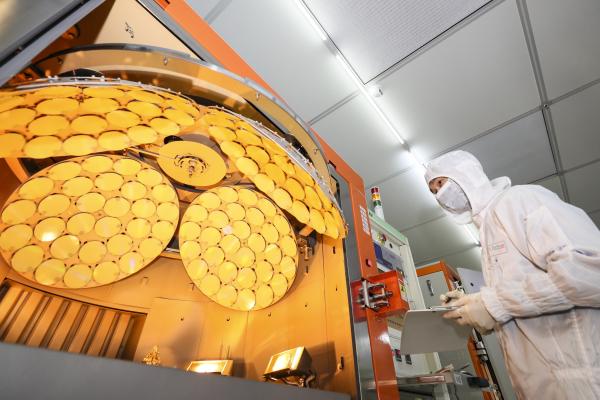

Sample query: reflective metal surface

[31,45,333,191]
[180,186,298,311]
[0,154,178,288]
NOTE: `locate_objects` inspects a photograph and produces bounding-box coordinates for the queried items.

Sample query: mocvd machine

[0,1,410,399]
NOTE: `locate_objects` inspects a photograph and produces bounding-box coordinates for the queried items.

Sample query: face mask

[436,179,471,214]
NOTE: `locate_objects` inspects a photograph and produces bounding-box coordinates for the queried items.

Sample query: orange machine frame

[152,2,398,399]
[417,261,494,400]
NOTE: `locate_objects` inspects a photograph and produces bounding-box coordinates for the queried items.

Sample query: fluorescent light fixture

[407,149,425,171]
[335,54,405,145]
[187,360,233,376]
[464,224,481,247]
[293,0,327,41]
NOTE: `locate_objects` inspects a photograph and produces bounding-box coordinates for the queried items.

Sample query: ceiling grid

[515,0,569,201]
[195,0,600,268]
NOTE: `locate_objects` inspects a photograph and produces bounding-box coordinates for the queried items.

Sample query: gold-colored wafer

[77,192,106,213]
[106,110,140,128]
[127,101,161,118]
[309,209,326,234]
[63,264,92,288]
[18,177,54,199]
[0,133,25,157]
[80,97,119,114]
[93,261,119,284]
[39,194,70,217]
[66,213,95,235]
[137,169,163,187]
[98,131,130,150]
[11,245,43,272]
[36,98,78,115]
[24,136,62,158]
[71,115,107,135]
[34,217,65,242]
[50,235,80,259]
[218,261,237,283]
[217,285,237,306]
[186,259,208,281]
[220,141,245,158]
[127,125,158,144]
[63,135,98,156]
[263,163,286,186]
[139,237,162,260]
[150,117,179,135]
[253,174,275,193]
[2,199,36,224]
[0,108,35,130]
[270,274,288,297]
[235,157,259,176]
[48,161,82,181]
[236,289,256,311]
[62,176,93,197]
[35,259,66,285]
[164,109,194,126]
[0,224,32,252]
[29,115,69,136]
[95,173,124,192]
[107,234,133,256]
[119,252,144,273]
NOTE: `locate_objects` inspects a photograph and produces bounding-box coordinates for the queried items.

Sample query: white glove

[443,293,496,335]
[440,289,464,305]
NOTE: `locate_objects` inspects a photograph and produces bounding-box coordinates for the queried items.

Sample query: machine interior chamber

[0,0,362,398]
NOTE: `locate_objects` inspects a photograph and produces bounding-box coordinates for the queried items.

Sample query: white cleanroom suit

[425,150,600,399]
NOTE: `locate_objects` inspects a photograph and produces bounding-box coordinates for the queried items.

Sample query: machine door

[417,271,449,309]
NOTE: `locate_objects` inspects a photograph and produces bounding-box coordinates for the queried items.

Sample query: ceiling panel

[376,0,539,161]
[377,168,443,232]
[527,0,600,100]
[459,111,555,185]
[312,95,413,185]
[304,0,489,82]
[564,161,600,213]
[402,216,475,264]
[209,0,355,121]
[537,175,564,200]
[551,83,600,170]
[436,247,482,271]
[185,0,222,18]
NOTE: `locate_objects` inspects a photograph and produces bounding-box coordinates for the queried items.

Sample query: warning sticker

[359,206,371,237]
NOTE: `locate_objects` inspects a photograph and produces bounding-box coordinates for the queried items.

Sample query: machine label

[489,241,507,256]
[359,206,371,236]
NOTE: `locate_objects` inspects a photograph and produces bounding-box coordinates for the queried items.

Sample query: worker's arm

[480,187,600,323]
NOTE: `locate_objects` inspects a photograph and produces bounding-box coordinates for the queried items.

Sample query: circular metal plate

[180,186,298,311]
[0,80,203,157]
[0,154,178,288]
[158,141,227,187]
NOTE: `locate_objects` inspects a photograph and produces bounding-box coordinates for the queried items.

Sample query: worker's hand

[440,289,464,306]
[443,293,496,335]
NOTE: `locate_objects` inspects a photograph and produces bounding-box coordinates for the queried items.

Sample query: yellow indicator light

[186,360,233,376]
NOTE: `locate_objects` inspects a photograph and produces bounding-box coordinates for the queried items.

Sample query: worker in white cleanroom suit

[424,150,600,399]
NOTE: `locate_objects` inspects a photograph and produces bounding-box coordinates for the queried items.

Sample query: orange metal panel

[416,261,455,289]
[158,0,278,99]
[157,3,399,398]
